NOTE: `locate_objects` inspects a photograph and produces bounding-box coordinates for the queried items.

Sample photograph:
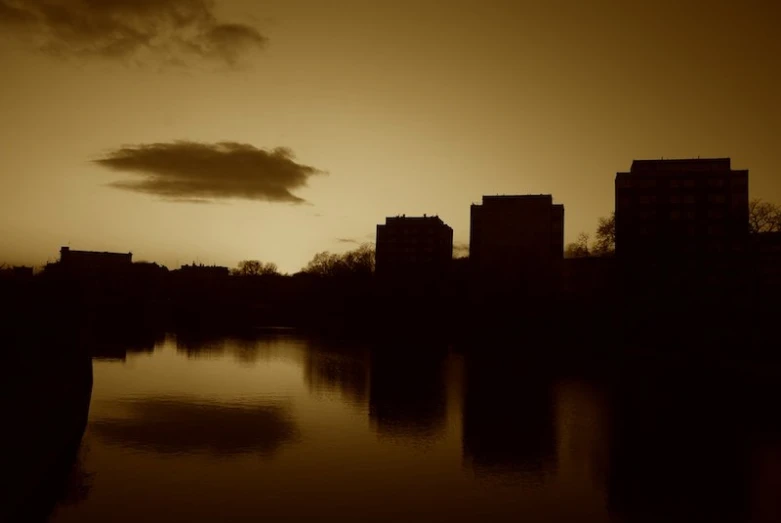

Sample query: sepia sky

[0,0,779,272]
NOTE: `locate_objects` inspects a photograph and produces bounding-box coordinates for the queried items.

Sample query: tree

[234,260,279,276]
[593,212,616,255]
[303,244,375,276]
[565,233,591,258]
[303,251,340,276]
[749,198,781,234]
[341,243,375,275]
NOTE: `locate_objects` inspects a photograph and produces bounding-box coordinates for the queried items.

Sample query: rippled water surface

[47,334,781,523]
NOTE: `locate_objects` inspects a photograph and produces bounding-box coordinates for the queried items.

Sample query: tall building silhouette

[469,195,564,293]
[615,158,749,260]
[375,215,453,277]
[614,158,751,344]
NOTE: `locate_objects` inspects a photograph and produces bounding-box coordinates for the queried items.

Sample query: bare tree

[593,212,616,255]
[749,198,781,234]
[303,251,340,276]
[565,233,591,258]
[234,260,279,276]
[303,244,375,276]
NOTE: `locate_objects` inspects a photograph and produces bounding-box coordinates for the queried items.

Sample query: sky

[0,0,779,273]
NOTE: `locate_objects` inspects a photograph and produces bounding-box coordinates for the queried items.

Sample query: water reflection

[37,333,781,523]
[89,328,164,361]
[173,330,307,365]
[91,396,299,455]
[369,351,447,445]
[462,357,556,482]
[303,344,370,406]
[605,366,781,522]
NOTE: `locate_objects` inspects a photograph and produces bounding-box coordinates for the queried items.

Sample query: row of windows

[381,239,451,247]
[624,194,733,205]
[627,209,738,219]
[383,228,448,235]
[617,177,746,189]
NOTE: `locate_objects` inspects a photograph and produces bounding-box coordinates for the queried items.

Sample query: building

[615,158,749,261]
[469,195,564,293]
[59,246,133,271]
[752,232,781,291]
[375,215,453,277]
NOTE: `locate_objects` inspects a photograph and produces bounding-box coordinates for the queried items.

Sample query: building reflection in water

[369,348,448,446]
[303,343,371,408]
[606,365,781,523]
[553,379,611,511]
[461,356,557,483]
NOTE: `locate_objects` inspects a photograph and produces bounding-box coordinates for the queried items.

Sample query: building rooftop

[628,158,733,174]
[60,246,131,256]
[384,215,446,225]
[473,194,556,206]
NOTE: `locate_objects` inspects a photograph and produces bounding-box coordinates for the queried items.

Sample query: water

[46,333,781,523]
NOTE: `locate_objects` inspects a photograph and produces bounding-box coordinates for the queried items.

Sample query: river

[46,332,781,523]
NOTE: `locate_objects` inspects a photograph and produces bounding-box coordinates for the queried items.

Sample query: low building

[59,246,132,271]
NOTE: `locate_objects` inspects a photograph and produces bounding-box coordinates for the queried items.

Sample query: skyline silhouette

[3,2,781,521]
[2,1,781,272]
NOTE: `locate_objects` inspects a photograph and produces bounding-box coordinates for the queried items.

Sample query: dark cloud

[0,0,267,66]
[91,396,299,455]
[336,233,376,244]
[94,141,325,204]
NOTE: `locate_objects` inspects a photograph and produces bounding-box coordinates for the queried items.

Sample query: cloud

[0,0,267,66]
[91,396,299,455]
[336,238,360,244]
[94,141,325,204]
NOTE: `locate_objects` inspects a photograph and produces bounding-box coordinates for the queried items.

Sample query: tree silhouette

[565,233,591,258]
[234,260,279,276]
[593,212,616,255]
[303,244,375,276]
[749,199,781,234]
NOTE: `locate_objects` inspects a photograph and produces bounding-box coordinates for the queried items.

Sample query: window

[684,179,696,188]
[708,209,724,219]
[684,194,696,204]
[708,194,726,204]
